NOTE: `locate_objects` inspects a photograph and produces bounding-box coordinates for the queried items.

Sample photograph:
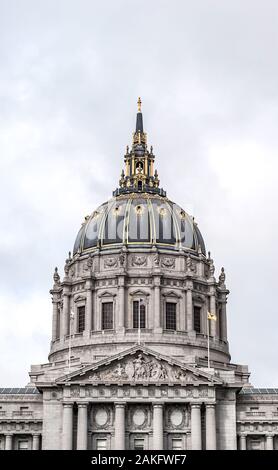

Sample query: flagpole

[207,313,210,369]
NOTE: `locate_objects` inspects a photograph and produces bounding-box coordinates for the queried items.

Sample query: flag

[207,311,217,321]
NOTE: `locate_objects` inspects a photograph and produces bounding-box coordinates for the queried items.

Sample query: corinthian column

[62,404,73,450]
[77,404,88,450]
[5,435,13,450]
[62,292,70,338]
[117,276,125,331]
[86,281,93,334]
[154,276,161,331]
[32,434,40,450]
[52,300,59,341]
[191,404,202,450]
[266,434,274,450]
[220,300,227,341]
[239,434,247,450]
[205,404,216,450]
[153,403,164,449]
[186,283,193,331]
[114,403,125,449]
[209,292,216,337]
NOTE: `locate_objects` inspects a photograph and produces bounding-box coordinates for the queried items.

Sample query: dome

[73,193,206,255]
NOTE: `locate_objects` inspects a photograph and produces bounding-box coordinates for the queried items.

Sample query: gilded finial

[137,97,142,113]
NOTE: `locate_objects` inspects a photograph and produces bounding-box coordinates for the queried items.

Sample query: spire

[136,97,144,133]
[133,97,146,147]
[113,98,166,197]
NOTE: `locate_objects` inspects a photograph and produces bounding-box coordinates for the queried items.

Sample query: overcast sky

[0,0,277,387]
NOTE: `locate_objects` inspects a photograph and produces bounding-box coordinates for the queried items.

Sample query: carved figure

[53,267,60,286]
[119,252,126,267]
[219,267,226,287]
[153,254,160,267]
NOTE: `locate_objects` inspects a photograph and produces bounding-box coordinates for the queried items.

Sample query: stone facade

[1,101,277,450]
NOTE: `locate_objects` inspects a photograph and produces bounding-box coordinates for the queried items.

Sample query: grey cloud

[0,0,277,386]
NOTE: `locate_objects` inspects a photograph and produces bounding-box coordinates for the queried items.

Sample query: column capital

[77,403,88,409]
[205,403,216,409]
[114,402,126,408]
[85,279,93,289]
[153,402,164,408]
[63,288,71,296]
[63,402,74,408]
[191,403,201,409]
[117,275,126,286]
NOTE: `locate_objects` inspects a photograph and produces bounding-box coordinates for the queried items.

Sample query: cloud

[0,0,277,386]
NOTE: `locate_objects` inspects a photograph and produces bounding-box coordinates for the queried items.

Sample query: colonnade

[238,433,275,450]
[3,433,41,450]
[52,279,228,343]
[62,401,217,450]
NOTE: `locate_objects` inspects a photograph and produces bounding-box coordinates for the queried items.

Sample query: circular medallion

[170,409,183,427]
[132,408,146,426]
[95,408,108,427]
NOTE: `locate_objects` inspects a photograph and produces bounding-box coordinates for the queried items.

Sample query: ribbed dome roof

[73,194,206,255]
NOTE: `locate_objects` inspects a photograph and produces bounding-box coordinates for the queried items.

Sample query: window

[133,301,146,328]
[102,302,113,330]
[78,306,85,333]
[172,438,183,450]
[134,438,144,450]
[166,303,176,330]
[18,440,29,450]
[193,306,201,333]
[96,439,107,450]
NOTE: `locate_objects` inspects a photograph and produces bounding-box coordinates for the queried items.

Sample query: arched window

[133,301,146,328]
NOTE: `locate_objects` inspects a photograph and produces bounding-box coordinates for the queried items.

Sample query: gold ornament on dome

[158,207,167,217]
[113,206,121,216]
[135,205,144,216]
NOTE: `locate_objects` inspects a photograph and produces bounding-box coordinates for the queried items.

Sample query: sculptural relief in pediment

[87,353,200,384]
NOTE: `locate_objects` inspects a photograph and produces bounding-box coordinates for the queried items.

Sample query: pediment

[74,295,86,302]
[129,290,150,297]
[162,290,182,298]
[98,291,117,298]
[56,345,222,386]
